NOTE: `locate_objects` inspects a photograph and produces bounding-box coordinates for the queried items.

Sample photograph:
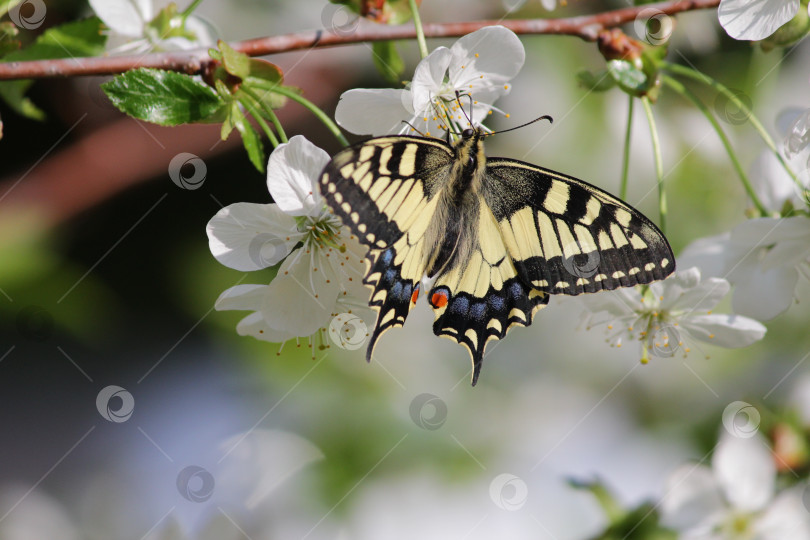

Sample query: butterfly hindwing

[427,203,548,384]
[483,159,674,296]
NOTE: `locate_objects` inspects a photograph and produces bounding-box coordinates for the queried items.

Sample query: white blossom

[89,0,217,54]
[580,267,766,362]
[335,26,524,137]
[718,0,801,41]
[207,136,370,348]
[661,431,810,539]
[681,217,810,321]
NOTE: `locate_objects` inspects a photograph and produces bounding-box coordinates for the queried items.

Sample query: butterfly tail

[363,248,418,363]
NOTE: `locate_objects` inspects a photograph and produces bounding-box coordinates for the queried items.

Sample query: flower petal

[668,275,730,314]
[753,486,810,539]
[207,202,300,271]
[718,0,799,41]
[730,263,798,321]
[749,149,801,211]
[260,250,340,336]
[760,217,810,270]
[679,233,731,279]
[683,313,766,348]
[89,0,151,37]
[731,217,810,271]
[712,432,775,512]
[660,463,726,533]
[448,26,525,94]
[215,284,271,312]
[335,88,416,136]
[266,135,331,217]
[236,312,296,343]
[578,286,641,318]
[411,47,454,111]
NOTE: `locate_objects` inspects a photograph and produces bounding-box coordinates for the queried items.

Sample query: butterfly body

[320,128,674,385]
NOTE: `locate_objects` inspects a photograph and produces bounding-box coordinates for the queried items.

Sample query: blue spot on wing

[488,295,505,311]
[470,302,487,321]
[449,296,469,315]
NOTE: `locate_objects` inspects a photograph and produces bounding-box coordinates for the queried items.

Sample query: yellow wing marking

[541,180,570,214]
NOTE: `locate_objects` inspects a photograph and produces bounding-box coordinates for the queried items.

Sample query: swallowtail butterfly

[319,123,674,385]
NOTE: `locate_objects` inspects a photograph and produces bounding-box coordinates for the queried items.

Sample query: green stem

[238,93,280,148]
[408,0,429,59]
[180,0,204,21]
[620,95,634,200]
[661,61,799,186]
[242,87,288,143]
[255,83,350,147]
[640,96,666,234]
[662,74,770,217]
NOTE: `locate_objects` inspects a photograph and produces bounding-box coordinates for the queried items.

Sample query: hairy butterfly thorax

[319,120,674,385]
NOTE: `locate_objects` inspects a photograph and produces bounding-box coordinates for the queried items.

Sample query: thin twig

[0,0,720,80]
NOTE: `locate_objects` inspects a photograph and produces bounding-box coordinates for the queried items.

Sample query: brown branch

[0,0,720,81]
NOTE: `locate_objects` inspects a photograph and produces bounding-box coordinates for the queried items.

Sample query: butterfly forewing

[483,160,674,296]
[319,136,454,360]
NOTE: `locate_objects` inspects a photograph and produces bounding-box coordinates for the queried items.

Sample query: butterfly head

[454,124,487,180]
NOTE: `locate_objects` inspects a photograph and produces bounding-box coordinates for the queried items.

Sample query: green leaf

[0,17,107,120]
[372,41,404,85]
[576,70,616,92]
[218,40,250,80]
[242,60,286,110]
[102,68,225,126]
[230,102,265,172]
[247,58,283,85]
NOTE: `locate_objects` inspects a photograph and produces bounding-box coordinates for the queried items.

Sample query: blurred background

[2,0,810,538]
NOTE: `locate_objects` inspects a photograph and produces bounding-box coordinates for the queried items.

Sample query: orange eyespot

[411,288,419,304]
[431,291,448,308]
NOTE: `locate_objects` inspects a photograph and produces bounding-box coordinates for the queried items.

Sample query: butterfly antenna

[401,120,427,136]
[483,115,554,137]
[454,90,475,128]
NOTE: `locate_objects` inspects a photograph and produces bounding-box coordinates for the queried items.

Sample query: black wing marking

[482,159,675,296]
